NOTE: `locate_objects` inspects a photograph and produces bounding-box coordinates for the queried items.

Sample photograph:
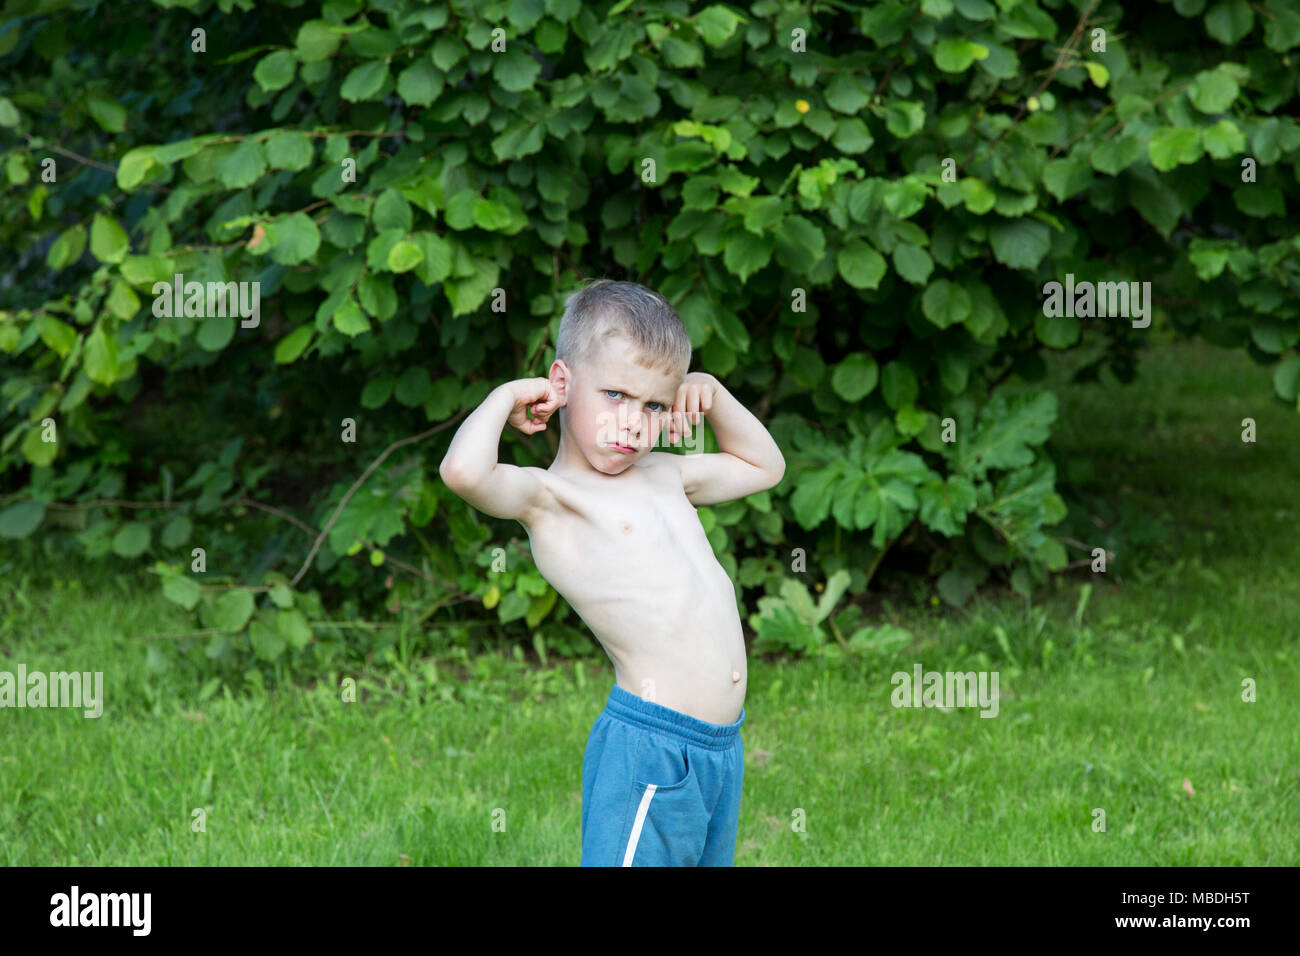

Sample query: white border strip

[622,785,658,866]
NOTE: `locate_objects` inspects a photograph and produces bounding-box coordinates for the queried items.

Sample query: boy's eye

[647,402,664,412]
[605,390,622,400]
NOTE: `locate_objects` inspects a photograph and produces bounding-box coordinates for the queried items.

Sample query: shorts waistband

[603,684,744,751]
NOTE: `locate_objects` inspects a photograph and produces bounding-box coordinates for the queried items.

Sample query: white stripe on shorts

[622,784,658,866]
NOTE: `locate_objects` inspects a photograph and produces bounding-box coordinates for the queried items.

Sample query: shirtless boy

[439,279,785,866]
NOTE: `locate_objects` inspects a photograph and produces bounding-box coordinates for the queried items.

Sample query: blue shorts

[581,684,746,867]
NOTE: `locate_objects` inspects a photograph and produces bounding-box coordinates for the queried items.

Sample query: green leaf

[884,100,925,138]
[277,608,313,649]
[1042,159,1092,201]
[361,375,394,408]
[1084,62,1109,88]
[695,5,741,45]
[0,96,19,127]
[387,239,425,273]
[918,476,978,536]
[921,279,973,328]
[106,280,140,320]
[825,73,870,113]
[373,189,413,232]
[882,177,928,219]
[723,229,774,282]
[831,353,879,402]
[790,465,843,529]
[1233,185,1284,217]
[333,297,370,337]
[197,315,236,352]
[21,427,56,467]
[39,316,77,357]
[162,574,201,610]
[395,367,433,406]
[412,232,453,284]
[266,131,314,171]
[989,218,1051,269]
[215,139,267,189]
[161,516,192,548]
[6,153,28,185]
[213,590,256,633]
[432,34,467,71]
[83,326,120,384]
[1202,119,1245,158]
[1251,318,1298,353]
[296,20,343,62]
[0,500,45,539]
[397,58,444,105]
[116,148,159,190]
[267,213,321,265]
[881,361,919,409]
[893,243,934,285]
[1264,0,1300,51]
[837,240,887,289]
[1188,66,1239,113]
[1204,0,1253,44]
[1035,311,1081,348]
[275,326,314,364]
[498,588,531,623]
[341,60,389,101]
[253,50,297,92]
[46,225,86,270]
[358,274,397,320]
[831,117,874,154]
[494,45,541,91]
[90,214,129,264]
[112,522,150,557]
[250,619,286,661]
[1273,355,1300,402]
[960,176,996,214]
[774,216,827,272]
[933,39,988,73]
[87,93,126,132]
[1089,135,1142,175]
[269,585,294,609]
[957,390,1058,478]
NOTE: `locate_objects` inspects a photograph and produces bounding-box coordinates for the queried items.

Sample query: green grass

[2,339,1297,865]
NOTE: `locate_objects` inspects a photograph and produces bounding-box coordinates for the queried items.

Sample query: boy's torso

[520,453,746,725]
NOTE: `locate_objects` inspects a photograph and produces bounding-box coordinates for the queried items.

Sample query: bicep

[678,452,779,507]
[445,463,553,522]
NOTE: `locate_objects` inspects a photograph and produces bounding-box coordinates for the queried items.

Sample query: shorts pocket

[632,737,696,792]
[623,742,709,866]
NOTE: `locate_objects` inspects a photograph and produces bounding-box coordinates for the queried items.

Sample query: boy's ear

[547,359,570,407]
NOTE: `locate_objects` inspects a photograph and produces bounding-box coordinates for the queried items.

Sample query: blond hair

[555,278,692,379]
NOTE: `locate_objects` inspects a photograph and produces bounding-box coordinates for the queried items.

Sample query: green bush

[1,0,1298,680]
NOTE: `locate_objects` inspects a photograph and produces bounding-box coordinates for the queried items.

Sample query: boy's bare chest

[525,471,713,585]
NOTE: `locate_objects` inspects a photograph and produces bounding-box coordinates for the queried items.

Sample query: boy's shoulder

[530,454,684,511]
[642,451,686,482]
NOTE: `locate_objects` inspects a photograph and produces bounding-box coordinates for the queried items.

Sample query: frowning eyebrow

[605,385,675,406]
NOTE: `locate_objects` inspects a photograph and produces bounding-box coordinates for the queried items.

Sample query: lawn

[1,338,1296,865]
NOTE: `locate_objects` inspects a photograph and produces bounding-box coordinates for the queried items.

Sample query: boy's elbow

[439,456,469,491]
[766,454,785,488]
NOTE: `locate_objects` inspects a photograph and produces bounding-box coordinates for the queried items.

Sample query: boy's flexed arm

[666,372,785,507]
[439,379,560,522]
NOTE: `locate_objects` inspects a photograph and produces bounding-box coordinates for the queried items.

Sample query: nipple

[732,670,741,683]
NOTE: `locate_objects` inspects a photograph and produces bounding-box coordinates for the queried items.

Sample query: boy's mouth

[609,442,637,455]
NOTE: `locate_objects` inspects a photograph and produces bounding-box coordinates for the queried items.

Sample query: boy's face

[551,336,683,475]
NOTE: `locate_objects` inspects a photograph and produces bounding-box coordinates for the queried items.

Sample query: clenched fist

[504,378,562,434]
[667,372,718,442]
